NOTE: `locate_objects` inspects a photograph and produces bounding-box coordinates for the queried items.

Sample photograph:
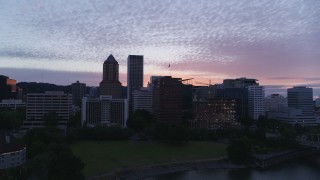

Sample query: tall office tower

[81,96,128,127]
[71,80,86,107]
[99,54,122,99]
[0,75,17,100]
[219,77,259,121]
[24,91,73,130]
[152,76,182,124]
[287,86,315,125]
[132,87,152,113]
[248,85,265,120]
[127,55,143,113]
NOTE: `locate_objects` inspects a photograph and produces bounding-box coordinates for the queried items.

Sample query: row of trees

[0,107,25,130]
[1,127,85,180]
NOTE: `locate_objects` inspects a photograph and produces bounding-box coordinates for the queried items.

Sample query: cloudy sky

[1,0,319,97]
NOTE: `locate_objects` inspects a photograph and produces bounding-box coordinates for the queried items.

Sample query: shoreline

[87,147,320,180]
[88,157,243,180]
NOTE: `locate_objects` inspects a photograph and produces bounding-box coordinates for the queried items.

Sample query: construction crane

[195,80,211,86]
[180,78,194,85]
[195,80,213,98]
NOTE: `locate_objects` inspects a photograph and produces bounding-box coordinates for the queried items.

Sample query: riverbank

[70,141,227,176]
[87,157,243,180]
[252,147,319,168]
[87,147,320,179]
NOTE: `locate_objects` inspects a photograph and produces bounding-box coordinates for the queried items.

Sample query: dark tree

[154,124,189,144]
[227,136,252,164]
[0,107,23,130]
[126,110,154,132]
[27,144,84,180]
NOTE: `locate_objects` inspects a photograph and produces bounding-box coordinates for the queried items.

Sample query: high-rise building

[24,91,73,130]
[287,86,315,125]
[0,75,16,100]
[288,86,314,116]
[81,96,128,127]
[127,55,144,113]
[216,88,248,121]
[152,76,182,124]
[248,85,265,120]
[132,87,152,113]
[267,87,316,125]
[219,77,259,121]
[192,98,238,129]
[71,81,86,107]
[99,54,122,99]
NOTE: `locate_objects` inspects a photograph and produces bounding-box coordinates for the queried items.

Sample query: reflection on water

[149,155,320,180]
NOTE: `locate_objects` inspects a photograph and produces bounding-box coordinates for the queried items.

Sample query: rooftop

[104,54,118,64]
[0,135,25,154]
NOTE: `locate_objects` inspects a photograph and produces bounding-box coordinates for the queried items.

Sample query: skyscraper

[71,80,86,107]
[127,55,144,113]
[152,76,182,124]
[248,85,265,120]
[287,86,315,125]
[99,54,122,99]
[267,87,316,125]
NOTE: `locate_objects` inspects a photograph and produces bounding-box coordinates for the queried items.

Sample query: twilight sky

[1,0,319,97]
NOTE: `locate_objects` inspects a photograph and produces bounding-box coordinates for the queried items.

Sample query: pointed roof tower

[104,54,118,64]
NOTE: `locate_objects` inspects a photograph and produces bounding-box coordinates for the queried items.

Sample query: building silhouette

[132,87,152,113]
[152,76,182,124]
[0,135,26,170]
[127,55,143,113]
[82,96,128,127]
[71,80,86,107]
[24,91,73,130]
[192,98,238,129]
[0,75,16,100]
[265,94,287,112]
[99,54,122,99]
[287,86,315,125]
[248,85,265,120]
[267,86,316,125]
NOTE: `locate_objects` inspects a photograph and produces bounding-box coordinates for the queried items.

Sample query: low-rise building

[132,87,152,113]
[24,91,73,130]
[0,99,25,110]
[0,135,26,170]
[82,96,128,127]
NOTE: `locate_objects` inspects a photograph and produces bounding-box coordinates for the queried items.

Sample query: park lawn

[70,141,227,176]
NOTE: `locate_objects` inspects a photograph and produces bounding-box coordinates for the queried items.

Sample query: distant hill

[17,82,127,98]
[17,82,71,94]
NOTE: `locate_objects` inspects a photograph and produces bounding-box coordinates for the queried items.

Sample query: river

[148,154,320,180]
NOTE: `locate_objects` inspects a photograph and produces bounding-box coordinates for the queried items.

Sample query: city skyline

[1,0,319,97]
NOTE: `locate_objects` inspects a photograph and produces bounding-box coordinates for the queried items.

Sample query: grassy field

[70,141,227,176]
